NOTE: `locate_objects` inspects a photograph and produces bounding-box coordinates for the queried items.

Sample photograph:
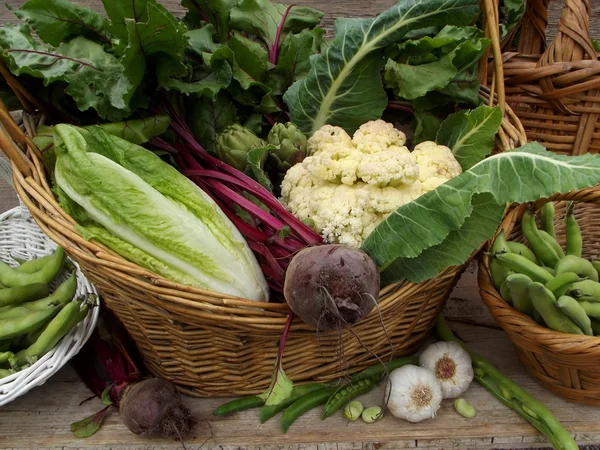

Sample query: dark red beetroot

[120,378,195,439]
[283,245,381,331]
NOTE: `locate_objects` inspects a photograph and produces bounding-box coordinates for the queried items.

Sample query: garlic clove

[419,341,474,399]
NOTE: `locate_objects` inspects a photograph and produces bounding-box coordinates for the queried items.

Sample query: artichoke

[266,123,307,173]
[215,124,265,171]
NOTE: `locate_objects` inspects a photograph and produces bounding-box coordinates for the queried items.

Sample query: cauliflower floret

[307,125,353,156]
[352,119,407,152]
[281,122,463,248]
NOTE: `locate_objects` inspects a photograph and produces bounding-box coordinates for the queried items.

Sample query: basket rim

[479,190,600,349]
[0,206,100,406]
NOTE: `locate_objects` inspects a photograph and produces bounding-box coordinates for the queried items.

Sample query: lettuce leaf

[362,144,600,282]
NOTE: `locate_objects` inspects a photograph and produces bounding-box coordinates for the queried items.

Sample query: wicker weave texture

[498,0,600,155]
[0,207,99,406]
[479,188,600,405]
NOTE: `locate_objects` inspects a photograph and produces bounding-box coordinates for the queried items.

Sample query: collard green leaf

[229,0,323,57]
[362,143,600,272]
[414,110,442,144]
[12,0,111,47]
[283,0,479,135]
[380,194,504,284]
[182,0,235,42]
[188,92,237,152]
[436,105,503,170]
[384,54,457,100]
[246,145,275,192]
[227,32,271,89]
[500,0,525,39]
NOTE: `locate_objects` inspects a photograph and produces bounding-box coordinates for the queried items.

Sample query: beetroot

[120,378,195,439]
[284,245,381,331]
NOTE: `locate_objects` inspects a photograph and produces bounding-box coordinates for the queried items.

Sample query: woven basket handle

[536,0,598,113]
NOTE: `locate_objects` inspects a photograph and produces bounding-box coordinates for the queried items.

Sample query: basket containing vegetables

[0,205,99,406]
[480,189,600,405]
[5,0,600,398]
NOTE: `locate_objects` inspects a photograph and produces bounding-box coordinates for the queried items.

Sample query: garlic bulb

[384,365,443,423]
[419,341,474,399]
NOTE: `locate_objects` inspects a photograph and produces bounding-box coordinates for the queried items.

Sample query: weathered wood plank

[1,321,599,450]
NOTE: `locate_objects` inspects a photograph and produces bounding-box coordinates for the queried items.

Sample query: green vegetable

[506,273,533,315]
[565,280,600,301]
[20,274,77,311]
[506,242,538,264]
[259,383,325,423]
[590,318,600,335]
[521,210,559,268]
[592,260,600,277]
[344,400,364,421]
[556,295,593,336]
[529,282,583,335]
[361,406,383,423]
[555,255,598,283]
[13,254,54,273]
[539,230,564,259]
[0,283,49,307]
[489,231,513,288]
[495,253,553,284]
[0,306,59,341]
[280,387,336,433]
[53,124,269,302]
[284,0,479,134]
[500,280,512,303]
[215,124,266,171]
[350,356,419,382]
[454,398,476,418]
[436,316,578,450]
[575,301,600,320]
[0,247,64,288]
[323,377,378,419]
[266,122,307,174]
[545,272,582,298]
[565,202,582,257]
[213,395,264,416]
[540,202,556,238]
[365,143,600,285]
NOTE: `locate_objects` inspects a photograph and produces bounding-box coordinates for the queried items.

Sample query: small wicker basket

[496,0,600,155]
[0,0,527,397]
[479,189,600,405]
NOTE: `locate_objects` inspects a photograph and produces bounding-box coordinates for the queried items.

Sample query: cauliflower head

[281,120,463,247]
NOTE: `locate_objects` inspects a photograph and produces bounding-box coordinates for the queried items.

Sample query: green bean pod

[0,340,10,352]
[521,210,560,268]
[500,281,512,303]
[545,272,583,298]
[540,202,556,238]
[575,301,600,320]
[0,305,34,320]
[14,254,55,273]
[213,395,264,416]
[0,351,15,365]
[506,242,539,264]
[489,231,513,288]
[591,260,600,277]
[436,316,578,450]
[323,377,379,419]
[0,306,60,341]
[506,273,533,315]
[0,247,64,288]
[541,266,556,276]
[22,275,77,311]
[565,202,582,257]
[350,356,418,382]
[539,230,565,259]
[0,368,14,379]
[259,383,325,424]
[15,300,82,366]
[529,283,583,335]
[0,283,49,308]
[557,296,593,336]
[555,255,598,283]
[495,253,553,284]
[565,280,600,302]
[280,387,336,433]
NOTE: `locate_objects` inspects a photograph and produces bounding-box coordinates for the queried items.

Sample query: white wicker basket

[0,204,99,406]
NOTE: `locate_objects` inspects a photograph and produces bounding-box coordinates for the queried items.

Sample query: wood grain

[1,321,600,450]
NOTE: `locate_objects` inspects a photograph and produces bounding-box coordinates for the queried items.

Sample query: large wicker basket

[479,189,600,405]
[496,0,600,155]
[0,0,526,397]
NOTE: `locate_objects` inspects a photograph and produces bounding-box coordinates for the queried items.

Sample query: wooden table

[1,1,600,449]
